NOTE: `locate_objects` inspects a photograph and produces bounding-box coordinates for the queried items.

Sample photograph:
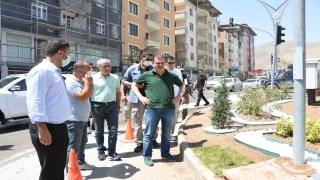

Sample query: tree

[198,56,207,73]
[123,50,140,66]
[210,57,234,129]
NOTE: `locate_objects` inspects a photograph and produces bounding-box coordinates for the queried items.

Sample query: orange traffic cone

[67,148,82,180]
[120,119,135,143]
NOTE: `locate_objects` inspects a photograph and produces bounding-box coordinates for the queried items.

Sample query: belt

[92,101,116,105]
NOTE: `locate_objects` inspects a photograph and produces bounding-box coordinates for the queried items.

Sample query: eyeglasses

[168,62,175,64]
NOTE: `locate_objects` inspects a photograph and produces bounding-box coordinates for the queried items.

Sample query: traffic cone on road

[67,148,82,180]
[120,119,135,143]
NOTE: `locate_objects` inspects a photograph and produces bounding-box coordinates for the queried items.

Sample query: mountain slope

[255,41,320,70]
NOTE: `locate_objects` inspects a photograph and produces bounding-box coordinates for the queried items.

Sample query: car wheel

[0,110,5,125]
[240,85,243,91]
[231,86,235,92]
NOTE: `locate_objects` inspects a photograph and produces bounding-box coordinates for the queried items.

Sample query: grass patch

[193,145,254,176]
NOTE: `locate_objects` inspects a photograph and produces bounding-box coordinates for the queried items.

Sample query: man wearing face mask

[65,60,95,173]
[26,39,71,179]
[122,52,159,153]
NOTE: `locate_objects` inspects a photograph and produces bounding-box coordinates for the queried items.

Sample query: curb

[177,110,217,180]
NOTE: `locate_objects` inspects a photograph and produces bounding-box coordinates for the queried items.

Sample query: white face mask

[61,52,71,67]
[143,61,152,66]
[87,71,97,76]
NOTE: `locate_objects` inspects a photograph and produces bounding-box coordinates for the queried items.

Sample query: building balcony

[145,0,159,13]
[175,43,188,51]
[228,58,234,63]
[175,26,188,36]
[61,0,91,14]
[145,36,160,49]
[197,35,207,42]
[145,17,160,32]
[197,20,207,29]
[239,54,242,58]
[208,49,213,57]
[175,12,187,20]
[198,47,207,55]
[196,8,206,17]
[176,58,189,67]
[205,64,213,71]
[174,0,187,5]
[228,39,234,43]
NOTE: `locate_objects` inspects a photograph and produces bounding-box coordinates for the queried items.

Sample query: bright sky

[211,0,320,46]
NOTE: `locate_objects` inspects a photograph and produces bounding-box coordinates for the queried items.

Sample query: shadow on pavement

[183,124,202,130]
[0,124,29,134]
[0,145,14,151]
[192,112,204,116]
[186,139,208,148]
[87,163,140,179]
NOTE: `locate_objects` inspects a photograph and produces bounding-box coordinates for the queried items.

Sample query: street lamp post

[257,0,291,89]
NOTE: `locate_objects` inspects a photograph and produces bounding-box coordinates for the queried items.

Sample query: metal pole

[0,0,2,79]
[292,0,306,165]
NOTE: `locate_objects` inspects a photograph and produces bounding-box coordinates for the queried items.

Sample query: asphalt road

[0,89,223,166]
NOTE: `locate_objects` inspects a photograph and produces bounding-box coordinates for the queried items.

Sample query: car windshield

[245,79,256,83]
[208,76,222,81]
[220,79,232,83]
[258,77,267,79]
[276,72,286,78]
[0,77,19,89]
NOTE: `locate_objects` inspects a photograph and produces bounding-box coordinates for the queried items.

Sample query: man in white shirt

[26,39,71,179]
[166,56,183,141]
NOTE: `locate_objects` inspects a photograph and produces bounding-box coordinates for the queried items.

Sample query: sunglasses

[168,62,175,64]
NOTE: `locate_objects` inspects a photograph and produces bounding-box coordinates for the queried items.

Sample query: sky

[211,0,320,46]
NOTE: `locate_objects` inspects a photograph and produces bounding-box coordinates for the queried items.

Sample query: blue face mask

[61,52,71,67]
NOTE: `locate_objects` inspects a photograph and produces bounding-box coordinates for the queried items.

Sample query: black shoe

[134,143,143,153]
[194,104,199,107]
[152,140,160,148]
[204,103,210,106]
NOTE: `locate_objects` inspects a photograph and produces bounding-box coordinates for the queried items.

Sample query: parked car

[260,70,293,89]
[243,79,259,88]
[0,73,71,127]
[214,78,243,92]
[206,76,224,90]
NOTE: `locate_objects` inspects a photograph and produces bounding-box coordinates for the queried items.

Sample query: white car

[243,79,259,88]
[0,73,71,127]
[206,76,224,90]
[214,78,243,92]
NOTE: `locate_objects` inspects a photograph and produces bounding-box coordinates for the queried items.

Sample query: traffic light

[276,25,285,45]
[271,54,273,64]
[229,18,233,27]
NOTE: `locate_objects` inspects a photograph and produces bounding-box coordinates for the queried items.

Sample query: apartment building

[0,0,122,78]
[218,24,256,80]
[174,0,221,80]
[122,0,175,68]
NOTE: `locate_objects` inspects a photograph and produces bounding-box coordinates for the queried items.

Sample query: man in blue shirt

[26,39,71,179]
[65,60,95,172]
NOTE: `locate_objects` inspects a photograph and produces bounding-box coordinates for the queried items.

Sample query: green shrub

[279,82,293,99]
[275,117,294,137]
[275,117,320,143]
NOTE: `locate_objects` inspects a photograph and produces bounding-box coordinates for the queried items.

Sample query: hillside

[255,41,320,70]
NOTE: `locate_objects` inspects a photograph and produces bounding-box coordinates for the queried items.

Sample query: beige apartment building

[122,0,176,66]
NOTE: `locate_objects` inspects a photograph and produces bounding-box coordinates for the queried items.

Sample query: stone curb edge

[177,108,217,180]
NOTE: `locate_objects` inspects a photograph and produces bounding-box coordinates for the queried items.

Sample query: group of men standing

[26,39,204,179]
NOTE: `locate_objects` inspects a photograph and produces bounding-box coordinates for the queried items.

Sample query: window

[190,52,194,60]
[31,2,47,20]
[96,0,105,8]
[219,43,221,49]
[112,25,120,39]
[62,14,75,28]
[163,18,169,28]
[214,47,217,54]
[164,53,170,57]
[129,23,138,36]
[214,35,216,42]
[14,79,27,91]
[96,21,105,34]
[129,2,138,15]
[213,24,216,30]
[189,8,193,16]
[190,38,194,46]
[163,1,169,11]
[129,45,138,54]
[7,34,31,63]
[79,46,108,64]
[164,35,170,46]
[190,23,193,31]
[112,1,119,14]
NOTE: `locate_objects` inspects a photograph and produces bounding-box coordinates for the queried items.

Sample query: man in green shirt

[132,54,185,166]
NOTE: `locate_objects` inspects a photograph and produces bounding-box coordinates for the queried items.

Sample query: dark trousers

[196,86,209,105]
[29,122,69,180]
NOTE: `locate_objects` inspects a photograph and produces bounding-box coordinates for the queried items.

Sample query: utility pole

[292,0,306,165]
[258,0,290,89]
[0,0,2,79]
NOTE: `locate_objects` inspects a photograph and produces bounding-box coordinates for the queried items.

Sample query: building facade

[122,0,176,70]
[174,0,221,81]
[218,24,256,80]
[0,0,122,78]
